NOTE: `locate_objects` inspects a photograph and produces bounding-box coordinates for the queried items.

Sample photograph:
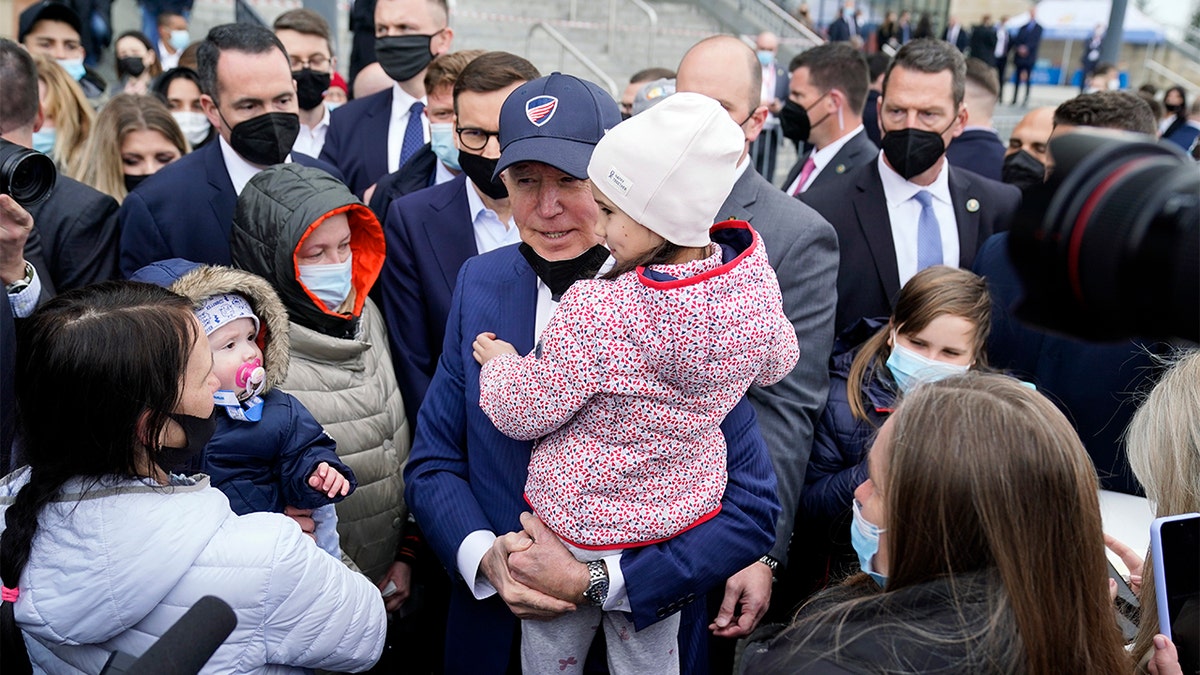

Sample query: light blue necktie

[400,101,425,168]
[913,190,943,271]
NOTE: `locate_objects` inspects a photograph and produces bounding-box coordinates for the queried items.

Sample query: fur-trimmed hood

[130,259,291,391]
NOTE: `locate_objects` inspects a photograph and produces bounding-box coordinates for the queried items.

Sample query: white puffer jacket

[0,468,386,674]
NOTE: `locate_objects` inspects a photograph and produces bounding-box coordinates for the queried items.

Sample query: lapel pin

[966,198,980,213]
[835,164,846,174]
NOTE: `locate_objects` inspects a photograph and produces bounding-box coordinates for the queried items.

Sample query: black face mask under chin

[458,151,509,200]
[1001,149,1046,193]
[220,110,300,166]
[158,409,217,474]
[375,34,438,83]
[519,243,610,301]
[880,119,956,180]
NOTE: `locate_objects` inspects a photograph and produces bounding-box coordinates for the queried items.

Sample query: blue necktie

[400,101,425,168]
[913,190,943,271]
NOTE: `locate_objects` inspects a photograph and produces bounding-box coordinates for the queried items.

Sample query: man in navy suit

[748,31,789,183]
[780,43,877,197]
[942,15,970,52]
[320,0,454,196]
[380,51,540,425]
[1010,8,1043,105]
[118,23,342,276]
[945,58,1006,181]
[800,39,1020,335]
[404,72,779,673]
[827,9,851,42]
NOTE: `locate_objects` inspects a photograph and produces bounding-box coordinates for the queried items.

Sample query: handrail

[1142,58,1200,92]
[736,0,825,46]
[608,0,658,64]
[526,21,620,98]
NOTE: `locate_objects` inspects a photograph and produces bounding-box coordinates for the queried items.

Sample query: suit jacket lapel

[947,166,980,266]
[717,168,758,223]
[204,142,237,239]
[364,90,394,185]
[429,177,479,292]
[498,256,538,354]
[855,162,902,305]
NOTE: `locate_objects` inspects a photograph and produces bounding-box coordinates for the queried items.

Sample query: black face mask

[779,92,831,144]
[118,56,146,78]
[124,173,151,193]
[158,409,217,474]
[458,151,508,200]
[224,111,300,166]
[293,68,332,112]
[880,120,955,180]
[519,243,611,301]
[375,34,438,83]
[1001,149,1045,192]
[1165,102,1183,114]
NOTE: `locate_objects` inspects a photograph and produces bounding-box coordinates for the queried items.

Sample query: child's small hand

[473,332,518,365]
[309,462,350,498]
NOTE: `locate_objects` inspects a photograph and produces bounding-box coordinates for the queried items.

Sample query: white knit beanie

[587,91,745,247]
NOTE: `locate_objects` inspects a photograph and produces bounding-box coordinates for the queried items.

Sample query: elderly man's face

[502,162,601,260]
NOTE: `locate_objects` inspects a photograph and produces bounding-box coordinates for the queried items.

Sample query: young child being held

[473,92,799,675]
[133,261,356,558]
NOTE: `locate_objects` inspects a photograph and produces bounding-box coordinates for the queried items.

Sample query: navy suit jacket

[404,244,779,674]
[783,129,878,195]
[380,173,476,425]
[945,128,1006,181]
[1012,21,1043,68]
[118,140,342,276]
[828,17,851,42]
[801,160,1020,334]
[320,88,393,196]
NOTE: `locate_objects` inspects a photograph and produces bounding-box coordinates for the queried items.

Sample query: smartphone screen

[1153,514,1199,673]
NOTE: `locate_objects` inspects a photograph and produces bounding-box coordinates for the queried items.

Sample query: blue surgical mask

[851,499,888,587]
[169,29,191,52]
[324,101,343,113]
[57,57,86,81]
[298,252,353,312]
[429,122,460,171]
[885,334,971,393]
[32,128,56,155]
[756,50,774,67]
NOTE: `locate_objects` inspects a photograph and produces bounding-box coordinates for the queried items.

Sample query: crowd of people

[0,0,1196,672]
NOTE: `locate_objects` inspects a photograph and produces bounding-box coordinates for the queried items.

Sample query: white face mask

[298,253,354,311]
[172,111,211,147]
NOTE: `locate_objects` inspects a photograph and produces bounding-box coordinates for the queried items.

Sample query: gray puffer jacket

[231,164,408,581]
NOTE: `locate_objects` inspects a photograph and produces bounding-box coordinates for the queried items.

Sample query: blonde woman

[31,53,94,175]
[72,93,188,204]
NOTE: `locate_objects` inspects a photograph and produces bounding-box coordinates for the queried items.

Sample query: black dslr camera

[1009,129,1199,343]
[0,138,57,207]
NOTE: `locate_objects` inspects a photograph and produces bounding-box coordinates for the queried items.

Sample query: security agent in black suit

[968,15,998,65]
[0,38,119,293]
[779,43,878,197]
[862,53,889,148]
[800,39,1020,334]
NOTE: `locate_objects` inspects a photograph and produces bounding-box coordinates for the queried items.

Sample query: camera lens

[0,138,57,207]
[1011,129,1199,342]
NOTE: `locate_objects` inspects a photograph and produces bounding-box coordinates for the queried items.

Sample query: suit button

[656,607,667,618]
[684,593,695,604]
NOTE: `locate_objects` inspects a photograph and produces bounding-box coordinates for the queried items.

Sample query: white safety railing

[526,21,620,98]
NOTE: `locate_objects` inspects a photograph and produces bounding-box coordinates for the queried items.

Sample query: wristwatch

[758,554,780,574]
[5,261,33,295]
[582,560,609,606]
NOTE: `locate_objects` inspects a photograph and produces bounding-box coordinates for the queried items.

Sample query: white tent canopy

[1005,0,1167,44]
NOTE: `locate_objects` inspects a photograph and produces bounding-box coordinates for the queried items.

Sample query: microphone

[101,596,237,675]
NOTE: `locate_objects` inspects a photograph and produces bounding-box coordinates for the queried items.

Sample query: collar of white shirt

[876,150,953,209]
[219,135,293,196]
[465,176,519,254]
[808,125,866,176]
[387,83,428,172]
[302,105,331,135]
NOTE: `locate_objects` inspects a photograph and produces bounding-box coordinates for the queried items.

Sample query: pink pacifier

[236,358,266,399]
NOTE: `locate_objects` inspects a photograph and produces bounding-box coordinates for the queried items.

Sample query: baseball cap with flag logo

[493,72,622,180]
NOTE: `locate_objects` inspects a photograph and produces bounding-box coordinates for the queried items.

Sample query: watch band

[758,554,780,573]
[5,261,33,295]
[582,560,609,606]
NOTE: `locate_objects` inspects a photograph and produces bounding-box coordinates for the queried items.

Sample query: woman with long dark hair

[0,282,385,673]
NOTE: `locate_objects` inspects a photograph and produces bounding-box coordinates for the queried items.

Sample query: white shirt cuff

[456,529,498,599]
[9,268,40,318]
[600,552,628,611]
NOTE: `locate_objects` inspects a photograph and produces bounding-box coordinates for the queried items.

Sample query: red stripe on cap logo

[525,96,559,127]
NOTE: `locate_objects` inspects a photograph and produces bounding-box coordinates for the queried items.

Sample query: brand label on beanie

[604,166,633,197]
[525,96,558,127]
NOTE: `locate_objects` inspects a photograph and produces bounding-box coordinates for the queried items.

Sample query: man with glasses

[380,51,539,425]
[320,0,454,196]
[274,9,337,158]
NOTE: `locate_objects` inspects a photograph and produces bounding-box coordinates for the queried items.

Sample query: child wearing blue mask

[791,265,991,593]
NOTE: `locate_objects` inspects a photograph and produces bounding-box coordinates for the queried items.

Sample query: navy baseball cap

[494,72,623,180]
[18,1,83,43]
